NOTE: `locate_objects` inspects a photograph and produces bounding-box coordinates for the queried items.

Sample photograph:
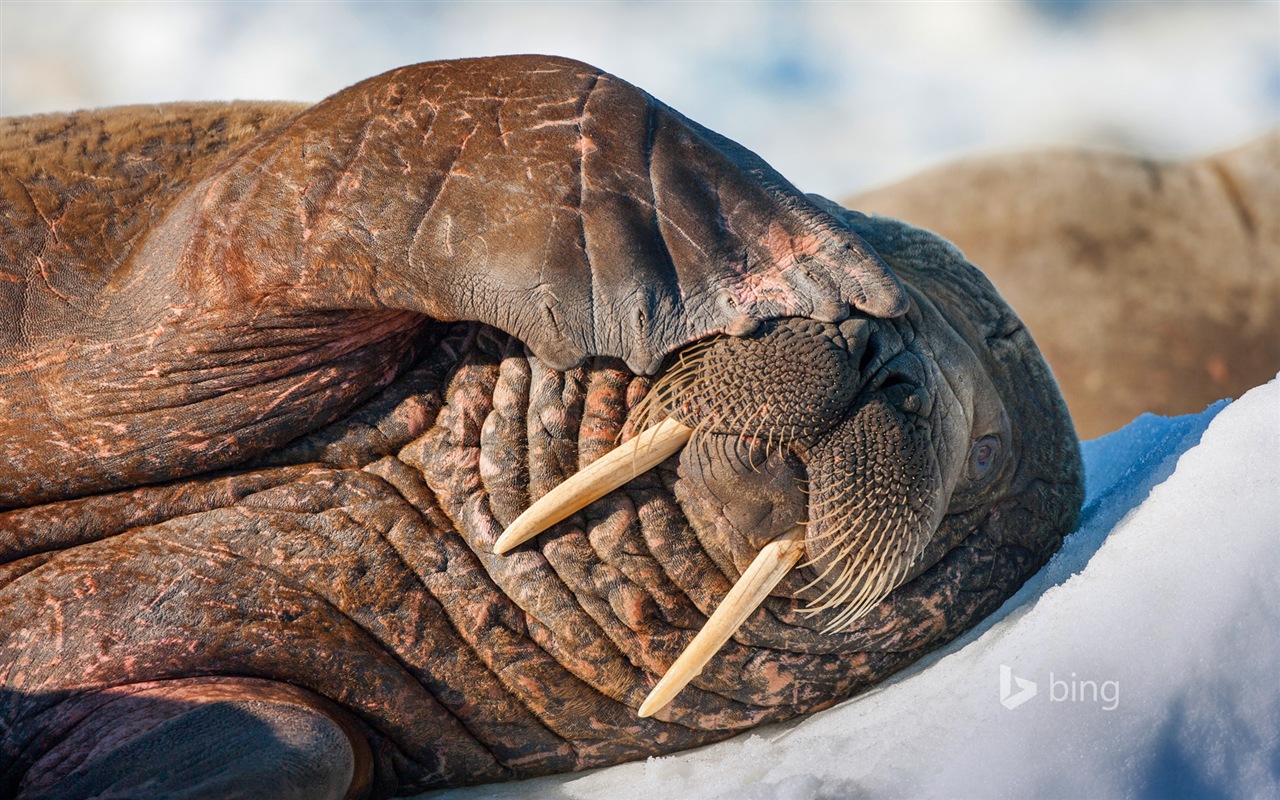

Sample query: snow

[425,375,1280,799]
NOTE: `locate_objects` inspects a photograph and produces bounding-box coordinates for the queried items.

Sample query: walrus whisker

[812,565,885,630]
[801,491,869,530]
[493,417,693,554]
[623,351,716,439]
[799,543,878,606]
[746,409,771,469]
[800,515,894,605]
[823,557,904,633]
[800,556,859,607]
[811,517,894,593]
[798,501,938,633]
[638,524,806,718]
[688,415,718,464]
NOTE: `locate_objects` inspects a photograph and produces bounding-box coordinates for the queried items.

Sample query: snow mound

[427,374,1280,799]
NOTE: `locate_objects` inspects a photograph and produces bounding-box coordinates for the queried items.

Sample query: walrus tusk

[638,525,807,718]
[493,417,693,555]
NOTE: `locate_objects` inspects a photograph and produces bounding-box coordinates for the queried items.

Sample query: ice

[426,375,1280,799]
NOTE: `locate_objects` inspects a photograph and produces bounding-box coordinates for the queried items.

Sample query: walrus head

[410,206,1083,724]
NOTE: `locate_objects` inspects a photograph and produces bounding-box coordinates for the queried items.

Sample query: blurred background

[2,0,1276,198]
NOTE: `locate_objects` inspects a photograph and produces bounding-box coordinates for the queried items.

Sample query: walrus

[0,56,1082,798]
[848,132,1280,438]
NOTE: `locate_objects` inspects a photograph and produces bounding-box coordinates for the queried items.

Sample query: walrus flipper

[13,680,370,800]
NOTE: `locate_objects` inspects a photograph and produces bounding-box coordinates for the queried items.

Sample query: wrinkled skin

[0,57,1082,798]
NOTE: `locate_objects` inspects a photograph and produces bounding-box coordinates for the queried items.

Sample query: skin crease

[0,57,1083,798]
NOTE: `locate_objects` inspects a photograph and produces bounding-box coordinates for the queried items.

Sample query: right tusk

[638,524,806,718]
[492,417,693,555]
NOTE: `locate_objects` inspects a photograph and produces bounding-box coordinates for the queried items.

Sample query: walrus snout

[630,317,875,594]
[491,314,955,711]
[653,320,949,636]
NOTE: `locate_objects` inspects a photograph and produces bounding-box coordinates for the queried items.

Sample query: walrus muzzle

[493,316,950,715]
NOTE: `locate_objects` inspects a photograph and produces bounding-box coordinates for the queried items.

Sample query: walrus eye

[968,435,1000,481]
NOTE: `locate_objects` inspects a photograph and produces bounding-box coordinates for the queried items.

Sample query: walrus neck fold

[0,308,432,509]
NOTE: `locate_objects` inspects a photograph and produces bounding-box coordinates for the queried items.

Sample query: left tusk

[638,524,806,718]
[492,417,693,555]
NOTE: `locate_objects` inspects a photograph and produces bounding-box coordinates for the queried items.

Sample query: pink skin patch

[767,221,825,271]
[726,222,830,314]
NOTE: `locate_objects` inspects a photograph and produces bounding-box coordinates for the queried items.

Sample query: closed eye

[967,434,1001,483]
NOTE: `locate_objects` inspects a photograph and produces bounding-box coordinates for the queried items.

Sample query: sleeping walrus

[0,56,1082,798]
